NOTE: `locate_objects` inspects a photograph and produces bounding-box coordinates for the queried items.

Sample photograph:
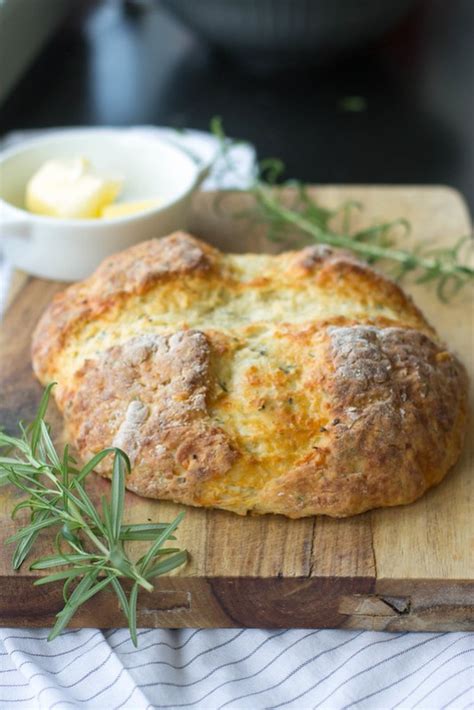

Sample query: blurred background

[1,0,473,209]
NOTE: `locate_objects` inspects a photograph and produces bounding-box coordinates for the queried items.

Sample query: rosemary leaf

[34,567,98,586]
[146,550,189,579]
[48,571,101,641]
[31,553,100,569]
[137,512,186,575]
[118,523,177,541]
[111,452,127,542]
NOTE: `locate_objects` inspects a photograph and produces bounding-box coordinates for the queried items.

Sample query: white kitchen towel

[0,128,473,709]
[0,627,473,709]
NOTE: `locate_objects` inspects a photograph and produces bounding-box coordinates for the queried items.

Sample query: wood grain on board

[0,186,473,631]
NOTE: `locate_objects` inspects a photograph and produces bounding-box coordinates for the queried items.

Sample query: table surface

[1,0,473,210]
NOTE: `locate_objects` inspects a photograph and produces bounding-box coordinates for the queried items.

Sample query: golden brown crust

[32,232,468,517]
[61,330,238,504]
[32,232,219,382]
[259,326,468,517]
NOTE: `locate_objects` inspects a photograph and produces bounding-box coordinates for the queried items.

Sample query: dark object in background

[160,0,418,62]
[0,0,70,104]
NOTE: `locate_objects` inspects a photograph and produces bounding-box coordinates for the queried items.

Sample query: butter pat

[26,158,122,219]
[101,198,162,219]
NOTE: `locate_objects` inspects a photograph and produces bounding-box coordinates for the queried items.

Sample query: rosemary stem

[257,187,473,278]
[66,499,110,556]
[81,525,110,557]
[131,573,154,592]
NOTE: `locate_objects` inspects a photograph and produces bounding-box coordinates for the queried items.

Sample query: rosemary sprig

[0,384,187,645]
[253,185,474,301]
[210,117,474,301]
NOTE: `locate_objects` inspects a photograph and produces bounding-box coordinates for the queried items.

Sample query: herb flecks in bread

[32,232,468,517]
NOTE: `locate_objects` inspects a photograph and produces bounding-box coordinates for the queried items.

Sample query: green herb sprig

[210,117,474,301]
[0,384,187,645]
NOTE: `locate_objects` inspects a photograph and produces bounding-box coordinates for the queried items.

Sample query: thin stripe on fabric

[130,629,287,690]
[34,648,120,700]
[146,631,321,708]
[392,647,474,709]
[22,637,112,678]
[308,633,420,710]
[4,630,103,659]
[0,629,473,709]
[310,633,450,709]
[117,628,202,652]
[109,628,203,654]
[144,630,323,708]
[310,633,448,710]
[343,648,473,709]
[1,629,149,709]
[442,685,474,710]
[413,667,474,709]
[216,630,367,710]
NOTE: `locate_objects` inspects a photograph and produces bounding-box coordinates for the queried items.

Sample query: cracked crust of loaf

[32,232,468,517]
[62,330,239,505]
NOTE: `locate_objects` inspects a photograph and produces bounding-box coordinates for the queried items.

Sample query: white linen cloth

[0,128,472,710]
[0,628,472,709]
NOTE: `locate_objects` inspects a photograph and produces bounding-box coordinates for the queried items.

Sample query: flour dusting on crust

[112,400,149,465]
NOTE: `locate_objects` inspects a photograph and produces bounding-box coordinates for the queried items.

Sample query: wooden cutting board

[0,186,473,632]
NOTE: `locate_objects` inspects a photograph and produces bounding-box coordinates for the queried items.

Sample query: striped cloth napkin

[0,127,472,709]
[0,627,472,709]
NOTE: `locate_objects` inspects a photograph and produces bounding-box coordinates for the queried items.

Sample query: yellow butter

[101,198,162,219]
[25,158,122,219]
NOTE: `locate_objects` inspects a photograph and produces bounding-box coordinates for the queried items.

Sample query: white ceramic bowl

[0,129,209,281]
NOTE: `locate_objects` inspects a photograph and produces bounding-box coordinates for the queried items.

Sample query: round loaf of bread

[32,232,468,517]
